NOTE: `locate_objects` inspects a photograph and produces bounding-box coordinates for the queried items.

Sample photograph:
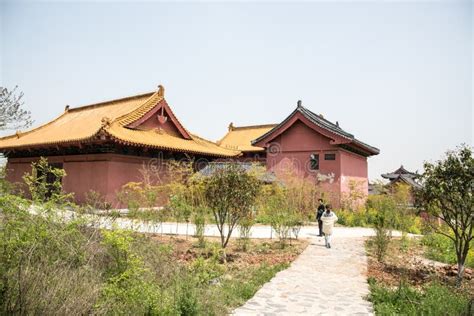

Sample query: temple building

[0,86,379,207]
[220,100,379,204]
[0,86,239,205]
[381,165,421,190]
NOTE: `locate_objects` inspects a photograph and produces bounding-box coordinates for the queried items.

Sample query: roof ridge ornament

[65,105,70,112]
[297,100,302,108]
[228,122,234,131]
[158,103,168,124]
[157,85,165,97]
[101,117,112,129]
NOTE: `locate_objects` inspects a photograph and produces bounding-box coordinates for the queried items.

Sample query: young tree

[203,164,261,249]
[416,145,473,286]
[0,86,32,130]
[22,157,72,205]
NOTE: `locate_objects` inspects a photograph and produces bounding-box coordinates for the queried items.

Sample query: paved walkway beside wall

[233,236,374,315]
[37,207,415,240]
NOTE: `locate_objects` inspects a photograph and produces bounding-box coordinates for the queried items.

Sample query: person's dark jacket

[316,204,325,221]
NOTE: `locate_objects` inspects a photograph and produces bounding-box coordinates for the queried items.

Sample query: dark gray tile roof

[252,104,379,156]
[382,165,419,179]
[399,174,422,189]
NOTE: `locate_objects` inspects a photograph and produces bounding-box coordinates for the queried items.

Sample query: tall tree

[416,144,473,286]
[0,86,32,130]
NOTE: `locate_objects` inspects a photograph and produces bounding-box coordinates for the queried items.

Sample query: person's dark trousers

[318,220,323,236]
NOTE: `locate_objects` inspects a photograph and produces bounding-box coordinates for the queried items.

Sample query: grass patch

[366,236,473,315]
[422,233,474,268]
[210,263,288,310]
[368,279,471,316]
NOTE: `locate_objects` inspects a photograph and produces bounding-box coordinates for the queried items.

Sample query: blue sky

[0,1,472,180]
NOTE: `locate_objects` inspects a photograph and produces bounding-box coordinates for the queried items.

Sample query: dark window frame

[310,154,319,170]
[324,153,336,161]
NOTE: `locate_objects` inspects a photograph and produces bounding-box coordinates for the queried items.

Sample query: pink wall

[105,156,168,206]
[5,154,168,207]
[264,120,343,206]
[5,160,33,194]
[339,150,368,193]
[262,119,370,208]
[62,159,110,204]
[340,150,369,207]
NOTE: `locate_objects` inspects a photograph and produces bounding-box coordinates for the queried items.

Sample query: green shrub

[190,256,225,285]
[422,233,474,268]
[368,279,470,315]
[269,210,292,247]
[288,213,304,240]
[193,208,206,248]
[372,225,392,263]
[98,229,164,314]
[337,196,423,235]
[238,214,254,251]
[337,209,355,226]
[175,278,199,316]
[0,195,102,315]
[255,213,272,225]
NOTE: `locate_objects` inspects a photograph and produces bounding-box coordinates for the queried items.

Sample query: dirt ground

[366,237,473,296]
[150,234,309,268]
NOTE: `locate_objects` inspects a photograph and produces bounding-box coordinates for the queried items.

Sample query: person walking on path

[316,199,325,237]
[321,204,338,248]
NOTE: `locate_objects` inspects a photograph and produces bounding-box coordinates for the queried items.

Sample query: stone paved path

[233,236,374,315]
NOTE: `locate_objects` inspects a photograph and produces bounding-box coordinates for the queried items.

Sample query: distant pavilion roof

[218,123,277,152]
[0,86,240,158]
[381,165,419,179]
[382,165,421,189]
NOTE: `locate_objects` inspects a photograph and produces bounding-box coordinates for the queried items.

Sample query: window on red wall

[324,153,336,161]
[310,154,319,170]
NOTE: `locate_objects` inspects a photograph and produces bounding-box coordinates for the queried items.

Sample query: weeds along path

[232,237,374,315]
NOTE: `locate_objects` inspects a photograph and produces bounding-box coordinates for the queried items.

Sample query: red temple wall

[339,150,369,206]
[260,119,372,208]
[5,160,32,192]
[105,156,169,207]
[62,159,109,204]
[5,154,169,207]
[264,120,344,206]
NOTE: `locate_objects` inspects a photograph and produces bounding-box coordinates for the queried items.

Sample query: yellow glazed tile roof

[218,123,277,152]
[0,88,239,157]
